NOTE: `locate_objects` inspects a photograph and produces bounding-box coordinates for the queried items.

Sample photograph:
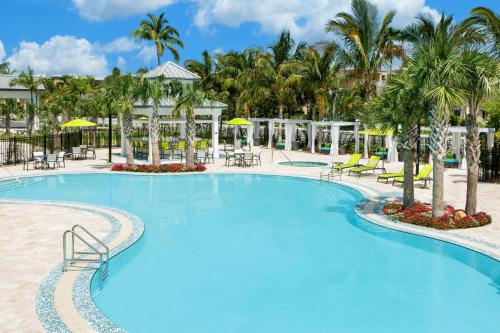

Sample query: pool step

[0,177,46,192]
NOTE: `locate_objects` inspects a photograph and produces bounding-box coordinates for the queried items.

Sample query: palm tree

[185,50,218,92]
[0,99,20,136]
[325,0,396,100]
[460,51,499,215]
[406,14,468,217]
[132,13,184,65]
[173,82,211,168]
[0,62,15,75]
[462,7,500,59]
[137,75,171,166]
[10,67,40,135]
[103,74,139,166]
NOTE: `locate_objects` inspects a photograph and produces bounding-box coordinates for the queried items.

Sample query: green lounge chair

[377,168,404,183]
[393,164,433,188]
[319,153,362,182]
[349,155,383,177]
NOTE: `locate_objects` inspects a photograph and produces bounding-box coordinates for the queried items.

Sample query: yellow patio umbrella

[224,118,252,145]
[224,118,252,125]
[61,119,97,127]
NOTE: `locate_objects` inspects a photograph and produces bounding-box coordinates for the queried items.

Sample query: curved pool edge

[0,172,499,332]
[0,198,144,333]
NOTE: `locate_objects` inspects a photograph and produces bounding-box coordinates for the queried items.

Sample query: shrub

[111,163,207,174]
[195,164,207,172]
[111,164,124,171]
[431,215,452,230]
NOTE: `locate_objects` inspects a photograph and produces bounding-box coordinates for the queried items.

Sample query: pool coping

[0,171,498,332]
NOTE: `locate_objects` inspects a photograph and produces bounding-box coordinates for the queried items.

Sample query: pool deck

[0,147,499,332]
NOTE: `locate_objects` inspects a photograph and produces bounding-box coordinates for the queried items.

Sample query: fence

[479,146,500,183]
[0,129,121,165]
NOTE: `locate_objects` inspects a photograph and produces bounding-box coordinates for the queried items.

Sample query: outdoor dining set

[22,145,96,171]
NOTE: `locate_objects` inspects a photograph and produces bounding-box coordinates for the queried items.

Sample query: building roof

[145,61,200,80]
[0,75,45,91]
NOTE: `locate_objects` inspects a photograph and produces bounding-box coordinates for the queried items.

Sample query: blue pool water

[1,173,499,333]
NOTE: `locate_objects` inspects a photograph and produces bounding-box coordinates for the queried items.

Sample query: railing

[63,225,109,286]
[0,163,21,183]
[479,146,499,183]
[271,148,291,163]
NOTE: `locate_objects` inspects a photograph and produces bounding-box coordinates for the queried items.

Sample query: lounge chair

[319,153,362,182]
[377,168,403,183]
[349,155,383,177]
[393,164,433,188]
[320,144,331,154]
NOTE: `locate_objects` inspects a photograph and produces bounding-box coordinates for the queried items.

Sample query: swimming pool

[278,161,329,167]
[1,173,499,332]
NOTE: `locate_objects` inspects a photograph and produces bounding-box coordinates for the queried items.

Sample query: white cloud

[117,56,127,68]
[193,0,440,41]
[137,45,157,64]
[7,35,108,77]
[104,37,140,53]
[72,0,178,21]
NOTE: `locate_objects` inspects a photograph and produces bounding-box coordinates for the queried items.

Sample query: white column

[285,123,293,151]
[180,121,186,138]
[233,125,238,145]
[363,134,369,158]
[331,124,340,156]
[148,116,153,163]
[268,121,275,149]
[247,124,254,148]
[253,122,260,145]
[211,116,219,159]
[487,131,495,150]
[452,132,461,161]
[386,136,398,162]
[311,124,316,153]
[307,122,313,148]
[354,122,360,153]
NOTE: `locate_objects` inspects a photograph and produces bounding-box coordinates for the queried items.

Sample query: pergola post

[363,134,369,158]
[285,123,293,151]
[268,120,275,149]
[119,116,126,157]
[311,124,316,153]
[247,123,254,148]
[386,136,398,162]
[307,122,313,149]
[180,121,186,139]
[487,131,495,150]
[211,115,219,158]
[331,124,339,156]
[452,132,461,161]
[354,122,360,153]
[253,121,260,145]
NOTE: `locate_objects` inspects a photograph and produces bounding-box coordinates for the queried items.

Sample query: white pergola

[310,121,361,156]
[447,126,495,168]
[125,62,227,162]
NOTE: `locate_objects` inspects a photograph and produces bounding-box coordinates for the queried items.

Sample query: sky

[0,0,498,78]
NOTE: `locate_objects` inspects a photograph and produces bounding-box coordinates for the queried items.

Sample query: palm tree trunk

[185,113,196,168]
[123,109,135,166]
[465,110,480,215]
[403,147,415,208]
[156,43,162,66]
[5,113,11,136]
[428,108,449,217]
[50,113,58,136]
[150,104,161,166]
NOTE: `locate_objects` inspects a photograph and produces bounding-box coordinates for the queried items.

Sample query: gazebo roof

[145,61,200,80]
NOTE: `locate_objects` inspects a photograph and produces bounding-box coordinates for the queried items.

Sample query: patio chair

[252,151,262,166]
[393,164,433,188]
[204,148,214,164]
[57,151,66,168]
[85,146,96,160]
[46,154,58,169]
[161,141,171,159]
[72,147,83,160]
[242,152,254,167]
[377,168,403,183]
[224,151,237,166]
[349,156,383,177]
[22,152,38,171]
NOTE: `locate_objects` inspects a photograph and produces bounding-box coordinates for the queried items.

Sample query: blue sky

[0,0,498,77]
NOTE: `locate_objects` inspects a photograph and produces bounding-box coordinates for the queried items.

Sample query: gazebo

[310,121,361,156]
[124,62,227,162]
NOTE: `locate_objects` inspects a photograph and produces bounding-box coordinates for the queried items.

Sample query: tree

[173,82,211,168]
[0,99,20,136]
[103,73,139,167]
[10,67,40,135]
[0,62,15,75]
[462,7,500,59]
[132,13,184,66]
[406,14,468,217]
[137,75,171,166]
[460,51,499,215]
[185,50,218,93]
[325,0,397,100]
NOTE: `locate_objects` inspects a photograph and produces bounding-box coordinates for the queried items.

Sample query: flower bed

[111,163,207,173]
[382,201,492,230]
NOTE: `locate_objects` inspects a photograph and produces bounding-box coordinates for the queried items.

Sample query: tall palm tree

[406,14,468,217]
[0,99,20,136]
[173,82,211,168]
[132,13,184,65]
[137,75,171,166]
[0,62,15,75]
[185,50,217,92]
[462,7,500,59]
[10,67,41,136]
[325,0,396,100]
[460,51,499,215]
[104,73,139,166]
